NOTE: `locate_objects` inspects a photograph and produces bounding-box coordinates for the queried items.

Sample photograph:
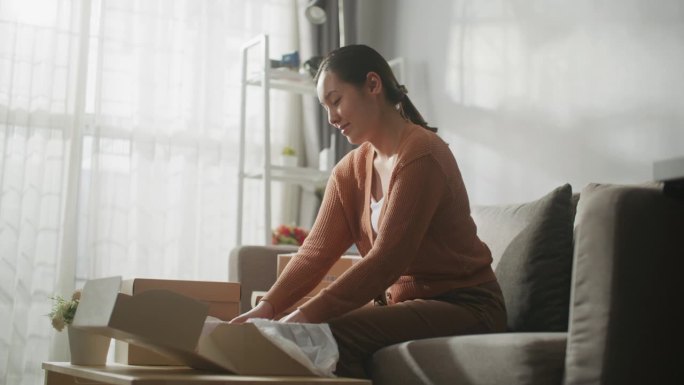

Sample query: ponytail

[395,86,437,133]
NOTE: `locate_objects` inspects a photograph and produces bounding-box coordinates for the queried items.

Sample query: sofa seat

[372,332,566,385]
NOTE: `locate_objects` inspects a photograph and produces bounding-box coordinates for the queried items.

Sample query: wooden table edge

[42,362,372,384]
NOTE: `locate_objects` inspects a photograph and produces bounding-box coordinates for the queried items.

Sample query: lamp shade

[305,3,327,25]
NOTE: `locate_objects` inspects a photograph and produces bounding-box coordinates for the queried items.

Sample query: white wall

[357,0,684,204]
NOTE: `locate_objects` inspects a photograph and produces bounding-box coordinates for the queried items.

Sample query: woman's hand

[279,309,311,323]
[229,300,274,324]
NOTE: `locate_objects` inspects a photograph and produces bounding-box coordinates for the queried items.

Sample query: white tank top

[370,196,384,234]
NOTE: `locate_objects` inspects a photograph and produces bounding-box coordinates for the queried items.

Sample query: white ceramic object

[68,325,111,366]
[281,155,297,167]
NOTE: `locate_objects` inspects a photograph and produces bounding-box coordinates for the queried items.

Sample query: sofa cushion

[471,184,574,332]
[372,332,567,385]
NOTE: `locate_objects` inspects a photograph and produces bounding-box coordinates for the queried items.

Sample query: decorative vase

[281,155,297,167]
[68,325,111,365]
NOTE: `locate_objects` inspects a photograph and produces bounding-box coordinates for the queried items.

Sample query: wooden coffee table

[42,362,372,385]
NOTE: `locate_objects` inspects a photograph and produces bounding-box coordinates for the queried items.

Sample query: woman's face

[316,70,379,145]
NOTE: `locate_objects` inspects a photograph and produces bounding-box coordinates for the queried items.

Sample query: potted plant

[49,289,111,365]
[281,146,297,167]
[48,291,80,332]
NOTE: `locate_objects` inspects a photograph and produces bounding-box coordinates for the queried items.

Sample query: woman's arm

[252,172,355,319]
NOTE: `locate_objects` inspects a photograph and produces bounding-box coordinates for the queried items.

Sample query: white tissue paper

[247,318,339,377]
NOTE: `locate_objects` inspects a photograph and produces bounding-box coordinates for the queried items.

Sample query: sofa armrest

[565,184,684,385]
[228,245,298,313]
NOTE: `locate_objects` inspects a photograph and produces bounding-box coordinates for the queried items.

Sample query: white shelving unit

[236,35,330,245]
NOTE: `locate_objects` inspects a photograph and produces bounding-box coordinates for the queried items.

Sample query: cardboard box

[73,276,319,376]
[277,254,362,314]
[114,278,240,366]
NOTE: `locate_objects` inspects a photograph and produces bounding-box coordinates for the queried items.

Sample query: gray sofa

[228,183,683,385]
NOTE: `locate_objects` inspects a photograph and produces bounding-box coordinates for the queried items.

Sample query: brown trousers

[328,281,507,379]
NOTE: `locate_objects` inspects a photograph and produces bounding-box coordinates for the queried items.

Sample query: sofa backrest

[563,183,683,385]
[228,244,299,313]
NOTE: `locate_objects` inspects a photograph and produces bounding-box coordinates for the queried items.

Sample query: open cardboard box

[115,278,240,366]
[73,276,317,376]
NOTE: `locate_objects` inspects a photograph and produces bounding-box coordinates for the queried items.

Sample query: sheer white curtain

[0,0,301,384]
[78,0,300,281]
[0,1,88,384]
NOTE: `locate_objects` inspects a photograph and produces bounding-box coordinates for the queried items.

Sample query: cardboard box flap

[110,290,208,350]
[199,323,315,376]
[114,278,241,367]
[71,276,122,327]
[73,276,209,353]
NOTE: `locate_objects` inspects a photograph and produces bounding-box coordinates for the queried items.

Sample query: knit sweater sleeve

[260,170,355,316]
[300,155,447,322]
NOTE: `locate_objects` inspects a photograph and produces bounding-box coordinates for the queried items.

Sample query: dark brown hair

[314,45,437,133]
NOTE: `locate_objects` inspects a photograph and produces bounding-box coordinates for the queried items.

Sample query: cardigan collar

[363,149,376,244]
[361,125,425,245]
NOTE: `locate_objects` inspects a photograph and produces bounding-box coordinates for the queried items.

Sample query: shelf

[243,165,330,187]
[237,34,326,245]
[246,69,316,95]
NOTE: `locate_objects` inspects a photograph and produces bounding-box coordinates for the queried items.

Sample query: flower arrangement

[48,290,81,332]
[272,224,308,246]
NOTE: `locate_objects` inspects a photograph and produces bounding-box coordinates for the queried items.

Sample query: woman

[231,45,507,378]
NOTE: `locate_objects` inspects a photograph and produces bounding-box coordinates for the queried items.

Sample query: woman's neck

[369,109,412,160]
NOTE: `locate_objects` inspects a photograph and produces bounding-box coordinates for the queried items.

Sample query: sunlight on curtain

[78,0,300,284]
[0,0,301,384]
[0,1,85,384]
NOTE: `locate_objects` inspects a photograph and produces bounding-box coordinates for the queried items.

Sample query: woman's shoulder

[331,143,372,180]
[398,125,450,165]
[394,126,465,188]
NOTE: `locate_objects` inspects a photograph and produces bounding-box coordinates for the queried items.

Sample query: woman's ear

[365,72,383,95]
